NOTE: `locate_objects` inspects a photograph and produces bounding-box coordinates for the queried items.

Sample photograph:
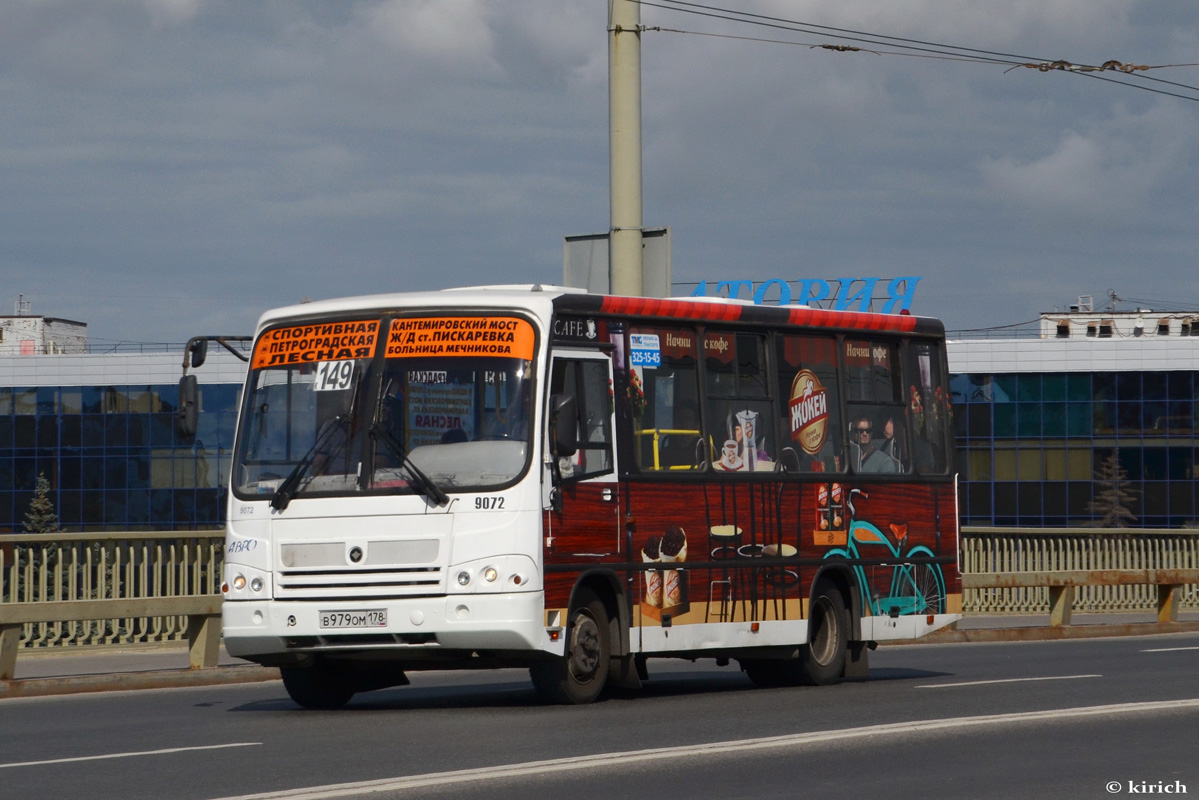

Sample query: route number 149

[315,361,355,392]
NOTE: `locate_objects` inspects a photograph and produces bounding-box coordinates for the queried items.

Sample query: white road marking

[1142,646,1199,653]
[916,674,1101,688]
[0,742,260,770]
[209,699,1199,800]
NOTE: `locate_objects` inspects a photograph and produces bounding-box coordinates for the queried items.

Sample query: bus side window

[705,332,777,473]
[906,342,951,475]
[628,326,702,472]
[550,357,614,480]
[776,334,843,473]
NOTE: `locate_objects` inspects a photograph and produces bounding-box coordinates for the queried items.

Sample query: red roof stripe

[786,306,917,332]
[597,296,919,332]
[600,296,742,321]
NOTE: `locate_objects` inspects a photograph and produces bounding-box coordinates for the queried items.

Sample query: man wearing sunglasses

[848,415,899,473]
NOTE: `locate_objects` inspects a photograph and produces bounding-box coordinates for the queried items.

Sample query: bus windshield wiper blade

[370,423,449,506]
[270,414,346,511]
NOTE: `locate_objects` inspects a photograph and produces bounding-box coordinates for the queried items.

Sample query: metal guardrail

[1,527,1197,674]
[961,570,1199,627]
[960,526,1199,617]
[0,531,224,678]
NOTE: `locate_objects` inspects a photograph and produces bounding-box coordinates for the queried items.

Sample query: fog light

[483,567,498,583]
[250,577,264,592]
[457,571,471,586]
[233,575,246,590]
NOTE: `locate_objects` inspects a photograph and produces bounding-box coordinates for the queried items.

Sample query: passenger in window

[848,415,899,473]
[880,416,905,470]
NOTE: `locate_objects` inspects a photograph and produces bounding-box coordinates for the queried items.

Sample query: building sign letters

[690,277,920,313]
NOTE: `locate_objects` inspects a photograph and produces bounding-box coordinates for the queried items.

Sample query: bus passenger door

[546,351,622,560]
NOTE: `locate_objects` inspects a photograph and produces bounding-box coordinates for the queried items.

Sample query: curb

[0,665,280,700]
[912,620,1199,644]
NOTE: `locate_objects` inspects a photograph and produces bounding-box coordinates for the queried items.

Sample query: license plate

[319,609,387,629]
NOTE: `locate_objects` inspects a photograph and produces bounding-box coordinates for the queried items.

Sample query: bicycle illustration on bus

[823,488,946,616]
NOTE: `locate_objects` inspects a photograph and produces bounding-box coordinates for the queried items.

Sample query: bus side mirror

[186,338,209,369]
[549,394,578,458]
[177,375,199,436]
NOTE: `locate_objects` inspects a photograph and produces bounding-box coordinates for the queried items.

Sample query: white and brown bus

[221,285,960,708]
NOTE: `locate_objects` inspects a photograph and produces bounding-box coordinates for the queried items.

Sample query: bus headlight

[223,564,271,599]
[448,556,539,593]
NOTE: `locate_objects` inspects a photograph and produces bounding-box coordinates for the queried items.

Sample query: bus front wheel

[281,659,356,710]
[530,588,611,704]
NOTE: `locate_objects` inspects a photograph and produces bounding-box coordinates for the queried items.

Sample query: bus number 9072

[475,497,504,510]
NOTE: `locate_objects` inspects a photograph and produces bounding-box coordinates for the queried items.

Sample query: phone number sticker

[629,333,661,367]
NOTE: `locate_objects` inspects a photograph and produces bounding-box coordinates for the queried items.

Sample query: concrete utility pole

[608,0,644,297]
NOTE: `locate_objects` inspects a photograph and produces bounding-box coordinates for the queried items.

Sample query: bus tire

[530,588,610,704]
[281,660,356,710]
[740,658,787,688]
[798,583,848,685]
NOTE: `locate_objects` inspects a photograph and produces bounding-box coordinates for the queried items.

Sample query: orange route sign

[252,320,380,369]
[386,316,535,360]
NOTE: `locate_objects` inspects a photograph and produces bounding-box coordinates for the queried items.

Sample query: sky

[3,0,1198,346]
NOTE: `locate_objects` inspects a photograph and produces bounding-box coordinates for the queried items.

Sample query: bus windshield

[232,314,536,500]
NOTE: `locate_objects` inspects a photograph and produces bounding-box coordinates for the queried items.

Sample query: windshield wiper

[270,414,348,511]
[370,423,449,506]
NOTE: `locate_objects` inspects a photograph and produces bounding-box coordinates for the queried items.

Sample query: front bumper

[223,590,553,660]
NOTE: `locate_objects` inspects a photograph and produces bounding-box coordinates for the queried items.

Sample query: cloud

[357,0,500,76]
[980,102,1194,226]
[2,0,1199,344]
[141,0,203,27]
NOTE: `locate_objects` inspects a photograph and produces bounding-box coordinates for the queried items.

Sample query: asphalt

[3,611,1198,699]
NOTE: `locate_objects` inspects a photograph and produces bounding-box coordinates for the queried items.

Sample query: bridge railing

[1,528,1197,672]
[0,531,224,678]
[960,526,1199,617]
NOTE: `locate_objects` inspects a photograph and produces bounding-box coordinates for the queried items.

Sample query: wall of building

[0,316,88,355]
[0,349,247,532]
[949,336,1199,529]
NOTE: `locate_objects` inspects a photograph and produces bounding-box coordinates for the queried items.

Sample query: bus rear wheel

[798,583,848,685]
[530,588,611,704]
[281,659,356,710]
[740,583,849,688]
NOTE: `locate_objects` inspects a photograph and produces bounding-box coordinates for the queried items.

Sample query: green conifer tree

[1088,450,1138,528]
[23,472,61,534]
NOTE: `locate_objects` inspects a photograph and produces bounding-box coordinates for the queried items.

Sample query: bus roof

[552,291,942,337]
[253,285,943,337]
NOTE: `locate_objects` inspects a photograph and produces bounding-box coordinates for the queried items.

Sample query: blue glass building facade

[951,370,1199,528]
[0,350,245,532]
[4,320,1197,531]
[949,325,1199,529]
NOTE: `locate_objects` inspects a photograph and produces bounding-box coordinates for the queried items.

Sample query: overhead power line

[637,0,1199,103]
